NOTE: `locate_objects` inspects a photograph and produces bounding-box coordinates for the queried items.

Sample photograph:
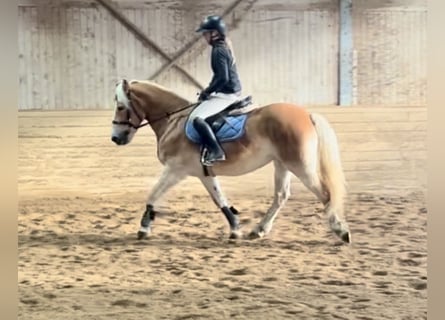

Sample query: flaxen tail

[309,113,346,209]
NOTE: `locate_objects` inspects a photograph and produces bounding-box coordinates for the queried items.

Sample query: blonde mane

[129,80,191,106]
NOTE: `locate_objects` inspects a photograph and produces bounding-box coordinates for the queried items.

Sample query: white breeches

[189,92,240,121]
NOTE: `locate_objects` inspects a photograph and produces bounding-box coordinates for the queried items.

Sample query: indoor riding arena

[18,0,427,319]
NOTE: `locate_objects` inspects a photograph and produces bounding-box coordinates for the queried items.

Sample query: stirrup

[200,148,226,166]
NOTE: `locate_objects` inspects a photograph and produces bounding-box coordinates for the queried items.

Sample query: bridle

[111,94,148,129]
[112,91,198,130]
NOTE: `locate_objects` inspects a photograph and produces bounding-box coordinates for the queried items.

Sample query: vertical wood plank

[44,6,55,109]
[37,6,47,109]
[51,6,62,108]
[94,5,104,108]
[24,7,31,109]
[75,7,83,109]
[100,5,109,108]
[60,7,69,109]
[87,7,97,108]
[83,7,91,109]
[67,7,76,109]
[140,8,147,78]
[133,8,141,78]
[128,9,136,79]
[80,7,88,109]
[339,0,353,105]
[30,6,41,109]
[108,5,117,96]
[115,8,122,79]
[300,8,308,102]
[18,7,27,110]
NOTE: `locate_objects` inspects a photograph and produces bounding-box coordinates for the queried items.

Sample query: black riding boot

[193,117,226,165]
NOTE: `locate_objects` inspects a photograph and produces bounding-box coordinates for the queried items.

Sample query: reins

[146,102,198,126]
[112,96,198,130]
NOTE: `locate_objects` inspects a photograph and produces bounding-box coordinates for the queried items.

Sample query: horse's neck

[135,85,190,140]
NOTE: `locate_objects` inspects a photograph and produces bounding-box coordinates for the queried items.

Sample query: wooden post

[95,0,204,89]
[339,0,353,106]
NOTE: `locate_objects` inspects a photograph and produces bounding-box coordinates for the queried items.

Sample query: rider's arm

[203,46,230,95]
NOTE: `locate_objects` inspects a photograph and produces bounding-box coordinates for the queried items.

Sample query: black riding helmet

[195,15,227,36]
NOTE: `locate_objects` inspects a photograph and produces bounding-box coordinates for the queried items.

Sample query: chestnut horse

[111,79,351,244]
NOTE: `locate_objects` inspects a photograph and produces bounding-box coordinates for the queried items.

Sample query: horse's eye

[117,106,125,112]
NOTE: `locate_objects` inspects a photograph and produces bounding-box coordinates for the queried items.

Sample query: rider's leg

[193,117,226,164]
[189,93,239,165]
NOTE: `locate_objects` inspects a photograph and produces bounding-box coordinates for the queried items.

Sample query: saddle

[205,95,252,131]
[185,95,254,145]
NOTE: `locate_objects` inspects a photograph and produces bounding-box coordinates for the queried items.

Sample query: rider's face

[203,31,212,44]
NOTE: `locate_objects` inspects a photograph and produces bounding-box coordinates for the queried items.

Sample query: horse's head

[111,79,146,145]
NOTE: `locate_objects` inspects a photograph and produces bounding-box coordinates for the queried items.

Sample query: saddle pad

[185,114,248,144]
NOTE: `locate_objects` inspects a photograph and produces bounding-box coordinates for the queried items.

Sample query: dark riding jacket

[203,40,242,96]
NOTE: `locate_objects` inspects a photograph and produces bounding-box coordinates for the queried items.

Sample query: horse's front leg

[200,176,241,239]
[138,166,185,240]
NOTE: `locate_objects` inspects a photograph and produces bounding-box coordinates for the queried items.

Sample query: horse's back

[249,102,315,136]
[245,102,317,163]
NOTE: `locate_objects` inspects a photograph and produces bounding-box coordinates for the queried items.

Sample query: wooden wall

[352,0,427,105]
[17,0,427,110]
[17,0,340,110]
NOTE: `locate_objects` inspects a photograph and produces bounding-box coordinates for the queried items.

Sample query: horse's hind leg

[200,176,241,239]
[249,160,291,239]
[290,162,350,243]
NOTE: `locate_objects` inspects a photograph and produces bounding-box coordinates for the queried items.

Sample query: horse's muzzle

[111,135,128,145]
[111,130,130,145]
[111,136,120,144]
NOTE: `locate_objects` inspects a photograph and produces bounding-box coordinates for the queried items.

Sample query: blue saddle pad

[185,114,248,144]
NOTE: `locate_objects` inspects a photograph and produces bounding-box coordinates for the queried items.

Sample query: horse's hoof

[137,231,148,240]
[137,226,151,240]
[247,229,264,239]
[229,230,242,239]
[333,228,351,244]
[341,231,351,244]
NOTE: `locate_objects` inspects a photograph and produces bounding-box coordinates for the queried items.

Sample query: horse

[111,79,351,244]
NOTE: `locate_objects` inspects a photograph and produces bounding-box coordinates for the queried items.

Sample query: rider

[191,15,243,166]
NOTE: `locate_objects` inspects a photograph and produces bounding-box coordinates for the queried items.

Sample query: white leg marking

[138,166,185,234]
[146,166,185,206]
[200,176,229,208]
[200,176,241,237]
[253,161,291,237]
[294,161,350,243]
[139,226,151,233]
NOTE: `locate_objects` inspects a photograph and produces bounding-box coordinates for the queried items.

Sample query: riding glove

[198,91,210,101]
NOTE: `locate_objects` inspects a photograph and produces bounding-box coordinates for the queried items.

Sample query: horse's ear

[122,79,130,95]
